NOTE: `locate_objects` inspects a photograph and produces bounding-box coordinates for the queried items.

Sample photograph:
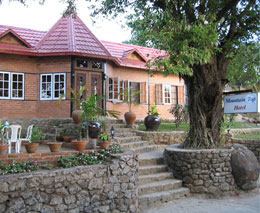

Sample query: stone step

[114,132,136,137]
[114,136,142,143]
[138,187,190,211]
[139,151,164,166]
[139,179,183,195]
[139,165,168,176]
[121,141,152,149]
[139,172,173,185]
[112,128,133,134]
[131,145,161,154]
[106,124,128,129]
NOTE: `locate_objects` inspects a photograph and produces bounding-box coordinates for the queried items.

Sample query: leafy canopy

[89,0,259,77]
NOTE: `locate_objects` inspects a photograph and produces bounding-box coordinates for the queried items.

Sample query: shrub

[0,160,40,175]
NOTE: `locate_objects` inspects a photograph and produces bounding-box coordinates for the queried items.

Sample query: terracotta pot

[56,136,64,142]
[124,111,136,125]
[72,110,83,124]
[0,144,9,155]
[73,140,88,152]
[99,141,111,149]
[63,136,73,142]
[48,142,63,152]
[25,143,39,153]
[144,115,161,131]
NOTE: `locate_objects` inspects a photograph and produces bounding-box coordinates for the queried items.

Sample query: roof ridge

[74,14,112,57]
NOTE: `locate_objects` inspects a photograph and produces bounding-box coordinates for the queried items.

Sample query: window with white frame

[108,76,147,104]
[163,85,171,104]
[40,73,66,100]
[0,71,24,100]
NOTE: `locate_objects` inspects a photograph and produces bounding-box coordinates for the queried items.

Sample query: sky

[0,0,132,43]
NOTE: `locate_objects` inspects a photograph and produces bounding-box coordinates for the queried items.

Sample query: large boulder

[231,144,259,190]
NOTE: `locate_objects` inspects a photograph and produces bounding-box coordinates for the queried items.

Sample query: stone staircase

[138,151,190,211]
[107,121,190,210]
[108,122,161,153]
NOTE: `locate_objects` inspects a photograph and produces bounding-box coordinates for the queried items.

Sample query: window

[40,73,66,100]
[108,77,146,104]
[171,85,177,105]
[11,73,24,99]
[76,59,88,68]
[163,85,171,105]
[108,77,119,100]
[92,61,102,69]
[155,84,185,105]
[0,72,24,100]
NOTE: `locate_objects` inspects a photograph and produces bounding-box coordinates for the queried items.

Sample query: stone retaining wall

[231,138,260,162]
[135,130,185,145]
[0,151,138,213]
[164,145,236,198]
[230,128,260,135]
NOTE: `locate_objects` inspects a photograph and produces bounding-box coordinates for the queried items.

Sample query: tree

[0,0,45,5]
[227,42,260,92]
[90,0,260,148]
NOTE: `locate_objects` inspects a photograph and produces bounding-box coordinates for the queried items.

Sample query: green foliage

[99,132,111,141]
[234,134,260,140]
[169,104,189,127]
[227,42,260,92]
[139,123,189,132]
[148,103,159,116]
[121,88,140,112]
[0,160,40,175]
[57,144,123,168]
[30,128,45,143]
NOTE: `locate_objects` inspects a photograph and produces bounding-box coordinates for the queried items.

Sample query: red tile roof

[0,14,168,69]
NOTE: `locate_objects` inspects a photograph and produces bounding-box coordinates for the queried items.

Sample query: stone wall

[0,151,138,213]
[230,128,260,135]
[231,138,260,162]
[135,130,185,145]
[0,118,74,137]
[164,145,236,198]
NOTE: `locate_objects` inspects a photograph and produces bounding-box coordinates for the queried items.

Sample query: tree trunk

[183,56,229,148]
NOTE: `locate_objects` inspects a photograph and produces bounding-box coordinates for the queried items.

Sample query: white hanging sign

[224,93,259,114]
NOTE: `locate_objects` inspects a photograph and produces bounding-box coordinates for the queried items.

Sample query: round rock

[231,144,259,190]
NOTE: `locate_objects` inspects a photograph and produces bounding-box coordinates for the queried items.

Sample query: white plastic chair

[20,124,34,143]
[7,125,22,154]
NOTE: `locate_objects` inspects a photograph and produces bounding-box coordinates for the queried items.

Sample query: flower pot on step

[73,140,88,152]
[0,144,9,155]
[48,142,63,152]
[99,141,111,149]
[25,143,39,153]
[124,111,136,125]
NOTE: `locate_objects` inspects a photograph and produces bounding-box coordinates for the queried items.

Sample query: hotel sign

[224,93,259,114]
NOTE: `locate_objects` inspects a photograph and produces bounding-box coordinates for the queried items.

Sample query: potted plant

[48,141,63,152]
[72,123,88,152]
[24,127,44,153]
[59,85,88,124]
[99,132,112,149]
[0,122,9,155]
[56,129,64,142]
[144,103,161,131]
[121,88,140,125]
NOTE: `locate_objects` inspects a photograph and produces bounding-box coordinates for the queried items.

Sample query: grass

[138,123,189,132]
[138,121,257,132]
[227,122,257,129]
[234,134,260,140]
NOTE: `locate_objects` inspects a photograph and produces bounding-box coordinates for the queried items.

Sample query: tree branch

[216,0,240,21]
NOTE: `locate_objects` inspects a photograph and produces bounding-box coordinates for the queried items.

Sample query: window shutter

[177,86,185,104]
[124,80,129,101]
[155,84,162,105]
[140,82,147,104]
[171,85,177,105]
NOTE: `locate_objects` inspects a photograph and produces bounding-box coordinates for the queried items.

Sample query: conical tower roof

[37,14,111,57]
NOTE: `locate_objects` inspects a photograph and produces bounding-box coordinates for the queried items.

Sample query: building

[0,14,185,119]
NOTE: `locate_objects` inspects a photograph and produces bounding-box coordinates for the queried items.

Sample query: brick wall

[106,62,184,119]
[0,54,71,118]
